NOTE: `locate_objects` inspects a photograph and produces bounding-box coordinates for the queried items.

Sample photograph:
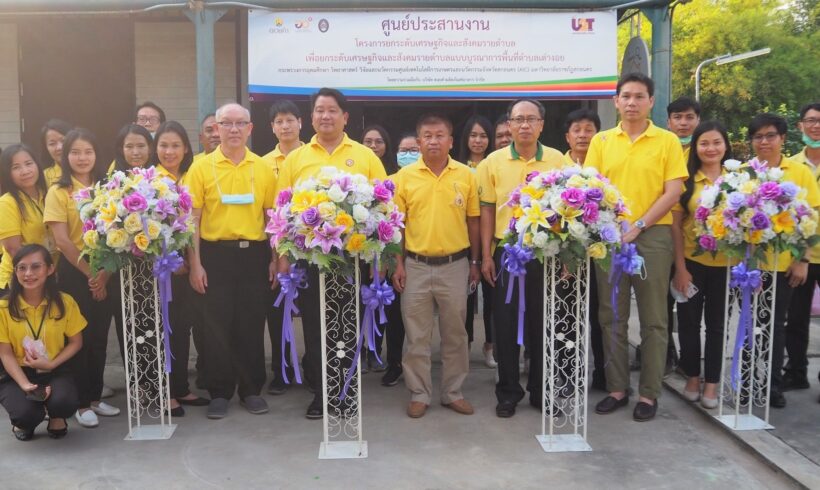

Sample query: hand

[23,352,53,372]
[392,262,406,293]
[277,256,291,276]
[622,224,641,244]
[469,263,481,290]
[673,267,693,296]
[786,261,809,288]
[189,263,208,294]
[19,381,38,393]
[269,260,279,290]
[91,286,107,302]
[560,264,573,280]
[481,257,496,286]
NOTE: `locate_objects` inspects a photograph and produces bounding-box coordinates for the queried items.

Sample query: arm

[188,208,208,294]
[49,222,93,279]
[0,343,36,392]
[467,215,481,287]
[392,229,407,293]
[0,236,23,260]
[480,205,497,286]
[622,178,684,243]
[24,332,82,372]
[670,210,692,294]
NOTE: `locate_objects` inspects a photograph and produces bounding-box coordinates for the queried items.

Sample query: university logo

[571,18,595,32]
[295,17,312,30]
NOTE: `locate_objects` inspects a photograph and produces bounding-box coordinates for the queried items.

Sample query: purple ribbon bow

[607,242,644,359]
[729,259,762,390]
[153,250,184,373]
[274,264,308,384]
[502,242,534,346]
[340,258,395,401]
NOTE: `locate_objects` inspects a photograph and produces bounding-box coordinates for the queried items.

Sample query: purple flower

[266,208,291,244]
[561,188,586,208]
[310,223,345,254]
[82,220,95,233]
[155,199,176,219]
[694,206,710,222]
[543,171,560,185]
[525,171,540,183]
[751,212,770,231]
[293,234,307,250]
[582,202,599,224]
[726,192,746,210]
[333,175,353,192]
[757,181,782,201]
[390,210,405,228]
[723,213,740,229]
[508,217,517,232]
[382,179,396,192]
[585,188,604,202]
[301,207,321,227]
[123,193,148,212]
[599,223,619,243]
[373,183,392,202]
[749,157,769,175]
[699,235,717,251]
[178,190,192,212]
[276,189,293,208]
[377,221,395,243]
[130,243,145,257]
[507,188,522,207]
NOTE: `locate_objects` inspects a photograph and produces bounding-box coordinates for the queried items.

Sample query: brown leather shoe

[443,399,474,415]
[407,401,428,418]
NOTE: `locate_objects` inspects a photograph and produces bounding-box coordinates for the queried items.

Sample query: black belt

[406,249,469,266]
[202,239,267,249]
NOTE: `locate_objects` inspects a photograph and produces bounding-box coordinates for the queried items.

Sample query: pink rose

[377,221,394,242]
[123,193,148,212]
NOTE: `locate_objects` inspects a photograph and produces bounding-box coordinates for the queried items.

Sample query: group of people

[0,73,818,442]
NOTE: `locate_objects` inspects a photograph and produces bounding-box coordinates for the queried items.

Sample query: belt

[406,249,469,266]
[202,239,267,249]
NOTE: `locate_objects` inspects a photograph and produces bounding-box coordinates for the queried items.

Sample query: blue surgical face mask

[397,151,420,167]
[679,135,692,146]
[220,193,255,205]
[802,133,820,149]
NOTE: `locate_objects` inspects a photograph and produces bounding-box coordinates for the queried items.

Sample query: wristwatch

[634,219,647,231]
[470,259,482,265]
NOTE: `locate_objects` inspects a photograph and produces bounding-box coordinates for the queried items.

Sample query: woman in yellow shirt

[671,121,733,409]
[0,244,85,440]
[44,128,119,428]
[0,144,51,293]
[39,119,72,187]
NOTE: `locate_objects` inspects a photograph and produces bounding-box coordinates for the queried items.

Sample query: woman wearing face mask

[671,121,733,409]
[108,124,154,175]
[0,244,85,441]
[152,121,209,415]
[396,133,421,170]
[39,119,73,187]
[0,145,55,297]
[44,128,119,428]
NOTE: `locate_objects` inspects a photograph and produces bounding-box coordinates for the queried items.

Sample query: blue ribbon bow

[502,242,534,346]
[153,250,184,373]
[607,243,645,362]
[275,264,308,384]
[729,259,762,390]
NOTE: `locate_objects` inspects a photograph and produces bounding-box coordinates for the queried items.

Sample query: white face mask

[220,193,255,205]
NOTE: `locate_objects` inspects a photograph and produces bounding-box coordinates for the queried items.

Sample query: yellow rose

[603,186,620,207]
[100,200,119,223]
[707,214,726,239]
[799,216,817,238]
[746,229,763,244]
[318,201,337,220]
[345,233,366,253]
[290,190,314,213]
[152,179,170,196]
[124,213,143,234]
[106,229,128,249]
[740,209,755,227]
[83,230,99,249]
[771,211,795,234]
[587,242,607,259]
[566,175,586,188]
[146,219,162,240]
[134,232,150,252]
[335,212,354,230]
[739,181,756,194]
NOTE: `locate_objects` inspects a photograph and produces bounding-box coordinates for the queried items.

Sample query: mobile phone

[468,281,478,294]
[25,386,48,402]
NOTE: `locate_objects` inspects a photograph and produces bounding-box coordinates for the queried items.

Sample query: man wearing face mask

[186,102,278,420]
[667,97,701,162]
[396,132,421,169]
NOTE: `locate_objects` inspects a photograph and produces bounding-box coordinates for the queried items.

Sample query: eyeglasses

[217,121,251,130]
[751,132,781,143]
[136,116,161,124]
[508,116,543,126]
[801,118,820,127]
[15,262,46,274]
[363,138,385,146]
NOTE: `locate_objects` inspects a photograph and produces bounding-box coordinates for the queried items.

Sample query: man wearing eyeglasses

[477,98,565,418]
[784,102,820,398]
[133,101,166,138]
[748,112,820,408]
[186,102,278,420]
[276,88,386,420]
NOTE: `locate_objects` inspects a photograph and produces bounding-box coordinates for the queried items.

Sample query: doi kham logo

[269,17,289,33]
[572,17,595,33]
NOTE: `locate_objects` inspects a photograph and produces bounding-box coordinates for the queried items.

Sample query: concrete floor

[0,301,805,489]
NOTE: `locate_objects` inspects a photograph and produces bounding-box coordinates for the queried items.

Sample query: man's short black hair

[667,97,701,117]
[269,100,302,122]
[798,102,820,120]
[310,87,348,113]
[415,113,453,136]
[494,114,509,130]
[134,101,166,123]
[748,112,788,139]
[564,109,601,133]
[616,72,654,97]
[506,99,546,119]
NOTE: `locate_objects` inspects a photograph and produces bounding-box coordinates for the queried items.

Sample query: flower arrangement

[267,166,404,270]
[75,167,195,272]
[501,165,631,270]
[692,158,819,266]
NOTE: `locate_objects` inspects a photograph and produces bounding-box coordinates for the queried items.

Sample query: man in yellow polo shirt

[585,73,687,422]
[784,102,820,396]
[477,98,565,418]
[748,112,820,408]
[392,114,480,419]
[563,109,600,165]
[186,102,277,420]
[193,113,220,162]
[276,88,386,419]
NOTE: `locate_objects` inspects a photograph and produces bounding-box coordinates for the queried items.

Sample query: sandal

[47,418,68,439]
[12,426,34,441]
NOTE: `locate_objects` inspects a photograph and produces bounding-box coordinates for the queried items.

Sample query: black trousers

[492,248,544,406]
[0,370,78,431]
[57,258,113,408]
[588,267,605,380]
[381,292,405,368]
[196,240,270,400]
[169,273,197,398]
[785,263,820,376]
[676,260,727,383]
[465,278,494,344]
[746,271,793,390]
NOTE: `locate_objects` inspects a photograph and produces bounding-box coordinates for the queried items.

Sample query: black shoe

[46,419,68,439]
[267,376,288,395]
[306,396,323,420]
[171,406,185,417]
[595,395,629,414]
[591,370,607,391]
[633,400,657,422]
[381,366,402,386]
[12,426,34,441]
[781,371,810,391]
[179,395,210,407]
[769,389,786,408]
[496,401,516,418]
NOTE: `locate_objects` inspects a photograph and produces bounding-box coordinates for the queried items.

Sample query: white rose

[761,201,778,216]
[543,240,561,257]
[580,167,599,178]
[567,221,589,241]
[352,204,370,223]
[699,186,719,208]
[723,159,742,171]
[327,184,346,203]
[767,168,784,181]
[532,231,550,249]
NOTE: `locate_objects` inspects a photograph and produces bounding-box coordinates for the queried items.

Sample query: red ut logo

[572,18,595,32]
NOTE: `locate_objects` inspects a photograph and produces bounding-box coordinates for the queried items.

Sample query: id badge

[221,193,255,205]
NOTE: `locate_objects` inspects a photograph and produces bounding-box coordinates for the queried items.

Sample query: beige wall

[0,24,20,150]
[135,21,237,150]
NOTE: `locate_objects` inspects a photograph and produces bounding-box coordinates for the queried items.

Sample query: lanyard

[23,192,44,217]
[25,305,47,341]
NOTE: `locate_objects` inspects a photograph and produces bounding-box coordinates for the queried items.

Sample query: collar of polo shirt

[509,141,544,161]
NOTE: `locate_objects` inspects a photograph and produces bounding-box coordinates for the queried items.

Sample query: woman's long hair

[5,244,64,321]
[0,144,47,221]
[112,124,154,173]
[362,124,396,175]
[57,128,104,189]
[679,120,733,215]
[458,115,493,164]
[152,121,194,176]
[39,119,72,169]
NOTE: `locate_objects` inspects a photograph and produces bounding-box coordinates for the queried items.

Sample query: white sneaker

[483,347,498,368]
[91,401,121,417]
[75,409,99,428]
[100,385,115,399]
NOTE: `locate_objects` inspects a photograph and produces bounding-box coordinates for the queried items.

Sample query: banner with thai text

[248,10,617,100]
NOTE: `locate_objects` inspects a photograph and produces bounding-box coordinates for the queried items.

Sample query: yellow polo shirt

[764,155,820,271]
[584,121,688,226]
[677,170,733,268]
[154,164,186,184]
[262,142,303,177]
[0,192,55,288]
[394,158,479,257]
[790,148,820,263]
[276,134,386,194]
[563,150,578,165]
[682,145,691,164]
[43,178,88,251]
[0,294,86,366]
[185,146,276,242]
[477,142,566,239]
[43,164,62,187]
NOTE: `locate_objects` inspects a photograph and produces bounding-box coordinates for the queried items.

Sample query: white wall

[0,24,20,150]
